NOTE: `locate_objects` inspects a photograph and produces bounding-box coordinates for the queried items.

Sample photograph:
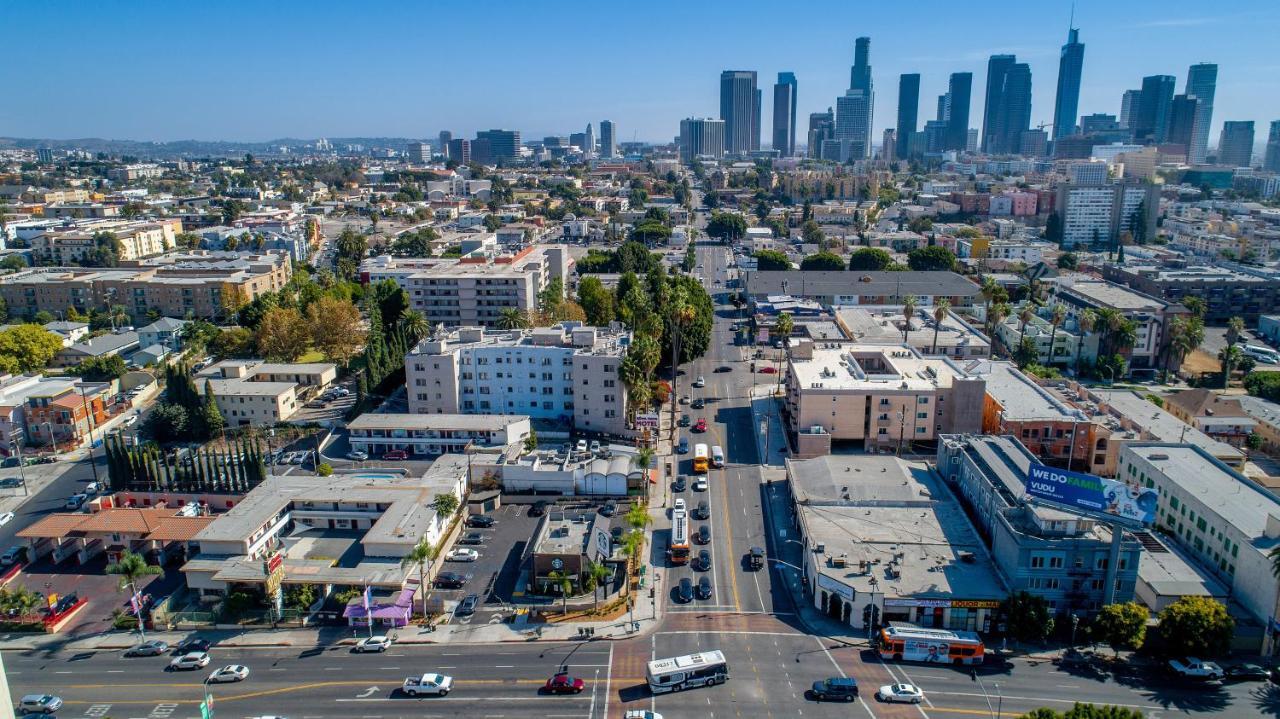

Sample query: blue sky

[2,0,1278,146]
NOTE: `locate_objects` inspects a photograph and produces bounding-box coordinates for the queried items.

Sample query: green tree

[307,297,365,367]
[906,245,956,271]
[210,327,255,359]
[106,551,163,640]
[753,250,791,271]
[1181,295,1206,319]
[705,211,747,242]
[390,227,440,257]
[586,560,612,612]
[431,493,460,519]
[71,354,127,381]
[1057,252,1078,270]
[930,299,951,354]
[547,569,574,614]
[577,276,615,326]
[799,251,845,271]
[1218,345,1242,388]
[316,463,333,477]
[800,220,824,245]
[1156,596,1233,658]
[523,428,538,453]
[398,310,430,344]
[497,307,532,330]
[900,296,917,344]
[1019,704,1147,719]
[401,537,440,619]
[1044,211,1063,245]
[255,307,309,362]
[1093,602,1149,655]
[1001,591,1054,644]
[848,247,893,271]
[1075,308,1096,377]
[0,324,66,373]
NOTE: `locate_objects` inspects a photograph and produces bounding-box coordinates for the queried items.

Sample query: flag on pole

[362,585,372,619]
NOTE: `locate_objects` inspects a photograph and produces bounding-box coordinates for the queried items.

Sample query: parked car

[673,475,687,492]
[169,651,211,670]
[208,665,250,683]
[446,548,479,562]
[810,677,859,702]
[84,482,100,495]
[174,637,211,653]
[876,684,924,704]
[17,695,63,714]
[124,640,170,657]
[65,493,87,510]
[758,366,777,374]
[676,577,693,603]
[0,512,14,527]
[434,572,472,589]
[346,450,369,461]
[544,672,586,694]
[599,502,617,517]
[1,546,26,565]
[696,576,712,600]
[1168,658,1224,680]
[678,414,691,427]
[1225,663,1270,681]
[459,532,486,546]
[575,440,588,453]
[354,635,393,653]
[289,452,306,465]
[589,440,601,453]
[694,501,709,520]
[456,594,479,616]
[382,449,408,461]
[696,525,711,544]
[467,515,495,528]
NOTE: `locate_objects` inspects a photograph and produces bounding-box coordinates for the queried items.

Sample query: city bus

[879,626,985,665]
[646,649,730,694]
[692,444,710,474]
[1244,344,1280,364]
[669,509,690,565]
[711,445,725,468]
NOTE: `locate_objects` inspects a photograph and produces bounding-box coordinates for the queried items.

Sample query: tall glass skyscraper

[835,36,874,159]
[1134,75,1176,144]
[945,73,972,152]
[719,70,760,155]
[896,74,920,159]
[1052,28,1085,141]
[982,55,1016,153]
[772,72,798,156]
[1185,63,1218,164]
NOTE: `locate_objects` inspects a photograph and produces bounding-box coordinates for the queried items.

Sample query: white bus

[711,445,724,468]
[669,510,690,565]
[1243,344,1280,364]
[646,649,730,694]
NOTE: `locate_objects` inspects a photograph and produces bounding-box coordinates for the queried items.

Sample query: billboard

[1025,463,1158,527]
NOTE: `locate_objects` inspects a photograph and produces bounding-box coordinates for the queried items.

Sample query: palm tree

[1047,304,1066,367]
[586,560,612,613]
[774,312,794,395]
[1093,308,1121,359]
[900,296,918,344]
[547,569,574,615]
[1226,316,1245,348]
[1220,345,1243,389]
[400,537,439,621]
[106,551,163,640]
[930,298,951,355]
[979,276,999,319]
[109,304,130,329]
[1182,295,1207,320]
[398,310,430,344]
[625,500,652,531]
[989,302,1012,353]
[497,307,531,330]
[1075,309,1096,377]
[1017,305,1036,347]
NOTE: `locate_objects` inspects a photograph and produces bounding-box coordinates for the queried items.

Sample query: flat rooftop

[1093,390,1244,463]
[834,307,990,351]
[348,412,529,432]
[1061,281,1167,311]
[532,510,597,555]
[745,270,981,299]
[1136,531,1229,599]
[963,360,1085,422]
[788,345,970,392]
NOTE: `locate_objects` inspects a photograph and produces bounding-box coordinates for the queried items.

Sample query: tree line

[104,432,268,494]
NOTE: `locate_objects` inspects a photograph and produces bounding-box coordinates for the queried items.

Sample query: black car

[1225,663,1270,681]
[599,502,617,517]
[459,532,486,545]
[678,414,691,427]
[696,549,711,571]
[748,546,765,570]
[696,525,711,545]
[696,576,713,600]
[467,515,495,528]
[694,501,710,520]
[677,577,694,603]
[173,637,211,654]
[529,501,549,517]
[691,398,706,409]
[714,365,732,373]
[456,594,479,616]
[810,677,859,701]
[673,475,687,492]
[435,572,471,589]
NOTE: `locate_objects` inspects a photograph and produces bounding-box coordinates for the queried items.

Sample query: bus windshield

[693,444,709,473]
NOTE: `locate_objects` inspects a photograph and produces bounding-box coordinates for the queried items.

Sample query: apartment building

[347,413,531,458]
[194,360,337,427]
[28,218,180,265]
[1047,278,1181,373]
[1053,180,1159,249]
[0,252,291,322]
[937,434,1142,614]
[833,306,991,360]
[1163,389,1256,447]
[1102,262,1280,324]
[783,342,985,457]
[744,271,981,308]
[405,322,631,436]
[23,379,115,450]
[107,163,165,182]
[359,245,570,327]
[992,306,1081,368]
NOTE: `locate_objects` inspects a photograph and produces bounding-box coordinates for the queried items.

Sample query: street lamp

[994,682,1003,719]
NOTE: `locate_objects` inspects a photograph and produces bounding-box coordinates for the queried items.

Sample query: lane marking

[603,643,613,719]
[814,636,877,719]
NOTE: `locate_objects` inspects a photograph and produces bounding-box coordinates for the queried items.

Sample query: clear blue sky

[2,0,1278,147]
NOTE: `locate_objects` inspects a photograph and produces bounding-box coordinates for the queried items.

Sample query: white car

[0,512,14,527]
[693,478,709,492]
[208,665,250,683]
[347,450,369,461]
[876,683,924,704]
[446,548,479,562]
[354,635,393,653]
[85,482,100,495]
[575,439,588,453]
[624,712,664,719]
[673,498,686,512]
[693,376,706,388]
[169,651,211,671]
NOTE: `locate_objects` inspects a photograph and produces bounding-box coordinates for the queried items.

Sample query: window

[1030,556,1045,569]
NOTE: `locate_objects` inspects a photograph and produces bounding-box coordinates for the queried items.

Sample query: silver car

[18,695,63,714]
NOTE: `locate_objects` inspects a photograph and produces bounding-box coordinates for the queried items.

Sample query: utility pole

[78,386,101,486]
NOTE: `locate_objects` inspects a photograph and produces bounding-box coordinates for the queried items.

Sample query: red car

[693,419,707,433]
[383,449,409,461]
[544,672,585,694]
[758,366,777,374]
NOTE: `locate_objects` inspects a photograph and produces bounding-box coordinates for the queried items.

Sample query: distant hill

[0,136,422,158]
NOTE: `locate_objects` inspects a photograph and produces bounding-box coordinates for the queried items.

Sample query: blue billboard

[1025,463,1158,527]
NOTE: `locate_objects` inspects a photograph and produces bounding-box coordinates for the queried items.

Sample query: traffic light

[862,605,872,626]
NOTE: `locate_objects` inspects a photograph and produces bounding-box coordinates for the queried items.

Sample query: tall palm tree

[774,312,794,395]
[901,296,918,344]
[398,310,430,344]
[1047,304,1066,367]
[633,447,655,486]
[1017,305,1036,347]
[1075,308,1096,377]
[496,307,531,330]
[1182,295,1207,320]
[1093,308,1121,359]
[109,304,130,329]
[1220,345,1243,389]
[400,537,439,620]
[586,560,612,613]
[1226,316,1245,348]
[989,302,1012,353]
[106,551,163,640]
[931,298,951,355]
[625,499,652,531]
[979,276,999,319]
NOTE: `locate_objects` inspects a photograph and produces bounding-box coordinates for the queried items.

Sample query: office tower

[1218,121,1255,167]
[807,108,835,159]
[1133,75,1175,144]
[772,72,798,156]
[896,74,920,159]
[36,148,54,164]
[406,141,431,163]
[544,136,568,149]
[447,138,470,165]
[1119,90,1141,130]
[584,123,595,155]
[982,54,1017,153]
[1080,114,1120,135]
[438,131,453,158]
[945,73,973,151]
[850,36,872,93]
[1019,129,1048,158]
[987,61,1032,155]
[720,70,760,155]
[1053,28,1085,140]
[568,132,588,152]
[1185,63,1218,164]
[836,90,873,159]
[1165,95,1202,153]
[881,129,897,162]
[923,120,948,154]
[1265,121,1280,173]
[967,129,979,153]
[679,118,726,161]
[599,120,617,158]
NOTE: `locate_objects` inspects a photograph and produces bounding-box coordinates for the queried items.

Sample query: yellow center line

[706,419,741,612]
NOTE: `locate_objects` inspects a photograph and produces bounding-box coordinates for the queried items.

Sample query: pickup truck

[1168,658,1224,680]
[402,673,453,696]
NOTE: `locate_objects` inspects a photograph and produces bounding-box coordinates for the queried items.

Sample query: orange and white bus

[692,444,710,474]
[879,626,985,666]
[669,509,690,564]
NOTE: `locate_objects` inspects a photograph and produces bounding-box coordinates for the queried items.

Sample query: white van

[711,445,725,468]
[1243,344,1280,364]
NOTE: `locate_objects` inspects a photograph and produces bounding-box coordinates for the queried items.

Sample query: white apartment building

[1054,181,1159,249]
[347,413,531,457]
[984,241,1045,264]
[405,322,631,436]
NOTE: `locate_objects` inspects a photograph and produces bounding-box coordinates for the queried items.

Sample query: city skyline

[1,1,1279,149]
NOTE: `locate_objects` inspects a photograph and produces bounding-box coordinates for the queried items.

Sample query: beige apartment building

[405,322,630,436]
[194,360,337,427]
[30,219,181,265]
[784,341,985,457]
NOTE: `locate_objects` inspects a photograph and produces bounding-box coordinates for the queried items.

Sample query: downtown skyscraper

[896,73,920,160]
[1133,75,1176,144]
[1218,121,1255,168]
[772,72,798,157]
[599,120,616,158]
[835,36,874,160]
[1266,121,1280,173]
[982,55,1032,155]
[945,72,973,152]
[1052,28,1085,141]
[981,54,1016,153]
[1185,63,1218,164]
[720,70,760,155]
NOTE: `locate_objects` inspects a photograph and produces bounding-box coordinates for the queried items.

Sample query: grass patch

[297,350,326,363]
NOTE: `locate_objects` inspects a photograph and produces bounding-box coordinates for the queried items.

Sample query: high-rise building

[1053,28,1086,141]
[807,109,835,159]
[1185,63,1218,164]
[1020,129,1048,158]
[835,37,874,160]
[473,129,521,164]
[1080,113,1120,135]
[36,148,54,164]
[1218,121,1255,168]
[447,138,471,165]
[772,72,798,156]
[945,72,973,152]
[1119,90,1141,130]
[881,129,897,163]
[599,120,617,158]
[1133,75,1176,144]
[583,123,595,155]
[896,74,920,159]
[989,61,1032,155]
[1265,120,1280,173]
[406,141,431,163]
[720,70,760,155]
[438,131,453,158]
[679,117,726,161]
[1165,95,1202,154]
[850,36,872,93]
[982,55,1017,153]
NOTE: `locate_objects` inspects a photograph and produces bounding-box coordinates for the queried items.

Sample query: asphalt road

[0,455,104,551]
